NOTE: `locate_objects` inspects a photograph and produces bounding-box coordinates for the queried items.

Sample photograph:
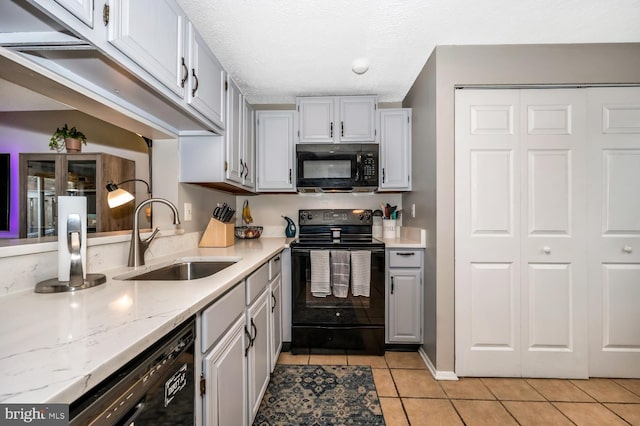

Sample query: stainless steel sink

[120,260,237,281]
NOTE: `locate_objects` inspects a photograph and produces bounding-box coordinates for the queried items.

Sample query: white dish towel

[310,250,331,297]
[351,250,371,297]
[330,250,350,298]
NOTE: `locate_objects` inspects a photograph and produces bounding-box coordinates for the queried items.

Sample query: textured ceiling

[176,0,640,104]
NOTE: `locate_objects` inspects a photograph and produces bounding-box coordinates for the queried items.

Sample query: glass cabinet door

[25,159,58,238]
[67,159,97,233]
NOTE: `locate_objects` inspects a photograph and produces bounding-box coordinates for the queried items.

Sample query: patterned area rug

[254,364,385,425]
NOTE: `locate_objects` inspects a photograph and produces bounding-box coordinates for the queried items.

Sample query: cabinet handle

[244,161,250,179]
[391,276,394,294]
[244,326,252,356]
[330,122,333,138]
[543,246,551,254]
[250,318,257,342]
[341,121,344,137]
[289,168,292,184]
[191,69,199,97]
[623,246,633,253]
[272,292,276,312]
[396,252,416,256]
[382,168,385,183]
[180,57,188,88]
[274,256,281,262]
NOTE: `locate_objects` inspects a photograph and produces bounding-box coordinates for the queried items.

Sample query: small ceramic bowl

[234,226,263,239]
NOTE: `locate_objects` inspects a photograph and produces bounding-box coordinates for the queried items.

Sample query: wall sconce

[105,179,151,208]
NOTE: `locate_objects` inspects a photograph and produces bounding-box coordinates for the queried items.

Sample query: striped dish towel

[351,250,371,297]
[310,250,331,297]
[330,250,350,298]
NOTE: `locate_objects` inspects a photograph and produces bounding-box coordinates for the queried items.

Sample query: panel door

[256,111,296,191]
[187,22,225,128]
[519,89,588,378]
[339,96,376,142]
[203,316,248,426]
[55,0,93,27]
[242,99,255,189]
[378,109,411,191]
[297,97,335,143]
[247,290,270,423]
[387,268,422,343]
[108,0,185,97]
[588,87,640,378]
[455,89,522,376]
[270,275,283,372]
[226,77,243,183]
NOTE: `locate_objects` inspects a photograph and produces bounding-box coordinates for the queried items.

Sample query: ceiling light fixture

[351,57,369,75]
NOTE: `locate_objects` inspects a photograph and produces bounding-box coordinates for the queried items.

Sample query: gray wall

[402,43,640,373]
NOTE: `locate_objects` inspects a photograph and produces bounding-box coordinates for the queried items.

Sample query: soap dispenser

[282,216,296,238]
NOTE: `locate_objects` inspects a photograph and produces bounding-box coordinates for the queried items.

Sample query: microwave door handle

[355,155,362,182]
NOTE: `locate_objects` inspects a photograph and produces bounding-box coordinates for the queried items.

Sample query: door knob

[543,246,551,254]
[623,246,633,253]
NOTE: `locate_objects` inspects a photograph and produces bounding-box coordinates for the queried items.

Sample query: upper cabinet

[226,77,254,189]
[186,22,226,126]
[108,0,186,97]
[297,95,377,143]
[106,0,225,130]
[378,108,412,191]
[55,0,94,27]
[255,111,296,192]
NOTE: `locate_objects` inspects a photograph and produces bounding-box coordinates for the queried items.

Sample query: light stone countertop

[0,237,288,404]
[375,226,427,248]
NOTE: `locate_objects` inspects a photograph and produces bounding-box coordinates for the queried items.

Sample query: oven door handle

[121,400,146,425]
[291,247,385,254]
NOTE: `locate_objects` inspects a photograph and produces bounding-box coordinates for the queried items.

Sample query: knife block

[199,218,235,247]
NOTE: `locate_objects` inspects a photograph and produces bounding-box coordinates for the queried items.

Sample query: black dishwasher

[70,317,195,426]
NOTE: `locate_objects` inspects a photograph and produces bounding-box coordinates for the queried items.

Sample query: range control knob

[307,213,313,220]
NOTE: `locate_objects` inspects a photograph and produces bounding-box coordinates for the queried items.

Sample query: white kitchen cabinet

[269,254,283,371]
[242,99,255,189]
[226,77,255,188]
[255,111,296,192]
[202,315,248,426]
[378,108,412,191]
[186,22,225,127]
[55,0,93,27]
[108,0,185,97]
[246,289,270,423]
[297,95,377,143]
[386,249,423,344]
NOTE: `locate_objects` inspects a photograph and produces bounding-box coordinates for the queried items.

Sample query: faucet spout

[128,198,181,267]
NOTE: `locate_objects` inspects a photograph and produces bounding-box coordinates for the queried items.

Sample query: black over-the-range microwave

[296,143,379,192]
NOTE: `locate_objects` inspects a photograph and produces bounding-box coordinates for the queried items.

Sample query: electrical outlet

[411,203,416,218]
[184,203,192,221]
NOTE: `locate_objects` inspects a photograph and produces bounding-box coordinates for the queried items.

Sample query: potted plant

[49,124,87,153]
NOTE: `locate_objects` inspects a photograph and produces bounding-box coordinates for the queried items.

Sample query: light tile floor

[276,351,640,425]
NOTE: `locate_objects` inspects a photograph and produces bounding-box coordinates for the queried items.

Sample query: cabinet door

[242,99,255,189]
[256,111,296,192]
[297,97,335,143]
[203,316,248,426]
[108,0,185,97]
[187,22,225,128]
[388,268,422,343]
[226,78,244,183]
[55,0,93,27]
[247,290,270,423]
[270,275,283,372]
[379,109,411,191]
[339,96,376,142]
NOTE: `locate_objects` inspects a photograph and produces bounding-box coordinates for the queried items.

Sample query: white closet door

[455,89,522,376]
[588,87,640,378]
[519,89,588,378]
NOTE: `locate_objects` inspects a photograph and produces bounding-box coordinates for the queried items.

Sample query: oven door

[291,246,385,354]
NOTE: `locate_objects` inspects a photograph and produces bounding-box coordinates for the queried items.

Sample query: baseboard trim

[418,347,459,381]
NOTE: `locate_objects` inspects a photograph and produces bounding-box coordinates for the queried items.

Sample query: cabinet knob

[543,246,551,254]
[623,245,633,253]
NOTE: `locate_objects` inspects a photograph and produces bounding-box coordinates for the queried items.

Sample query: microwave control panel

[362,154,376,180]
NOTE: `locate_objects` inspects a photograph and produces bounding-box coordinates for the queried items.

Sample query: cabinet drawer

[389,250,421,268]
[246,263,269,305]
[269,252,282,280]
[201,283,245,353]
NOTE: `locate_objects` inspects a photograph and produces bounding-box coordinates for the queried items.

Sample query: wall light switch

[184,203,192,221]
[411,203,416,218]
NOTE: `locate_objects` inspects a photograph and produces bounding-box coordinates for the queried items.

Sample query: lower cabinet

[202,315,248,426]
[386,249,424,344]
[200,251,284,426]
